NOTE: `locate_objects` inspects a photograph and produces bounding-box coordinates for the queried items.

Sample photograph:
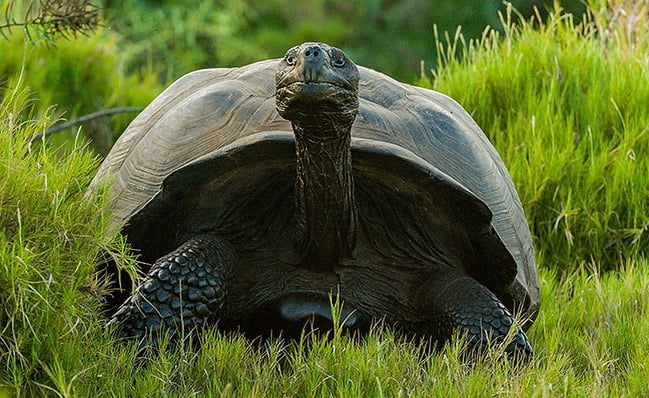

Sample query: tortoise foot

[417,270,533,361]
[111,235,233,342]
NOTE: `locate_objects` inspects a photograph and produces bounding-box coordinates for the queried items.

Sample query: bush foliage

[0,30,161,152]
[418,3,648,272]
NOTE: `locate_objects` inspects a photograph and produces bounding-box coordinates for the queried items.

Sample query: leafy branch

[0,0,100,42]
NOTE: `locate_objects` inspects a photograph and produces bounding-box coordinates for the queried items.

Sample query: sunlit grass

[1,1,648,396]
[418,2,648,273]
[0,30,162,155]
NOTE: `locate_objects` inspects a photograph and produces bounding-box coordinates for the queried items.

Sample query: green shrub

[0,83,125,395]
[101,0,259,83]
[419,3,648,273]
[0,30,162,152]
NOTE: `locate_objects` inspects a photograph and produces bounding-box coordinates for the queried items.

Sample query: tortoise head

[275,42,359,127]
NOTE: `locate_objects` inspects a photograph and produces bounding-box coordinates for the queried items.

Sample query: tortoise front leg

[112,235,233,341]
[414,269,533,360]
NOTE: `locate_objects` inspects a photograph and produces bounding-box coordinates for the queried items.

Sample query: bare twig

[1,0,100,42]
[30,107,142,142]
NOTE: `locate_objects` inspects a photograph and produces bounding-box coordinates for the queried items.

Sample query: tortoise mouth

[277,80,355,92]
[275,81,358,120]
[276,80,356,101]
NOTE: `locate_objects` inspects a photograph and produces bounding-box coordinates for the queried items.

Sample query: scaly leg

[112,235,233,341]
[415,269,533,360]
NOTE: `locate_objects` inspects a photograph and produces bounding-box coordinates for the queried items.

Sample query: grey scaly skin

[110,42,534,360]
[111,236,232,342]
[275,43,532,359]
[415,270,532,358]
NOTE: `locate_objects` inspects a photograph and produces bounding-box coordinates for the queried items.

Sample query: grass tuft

[0,78,126,396]
[418,1,648,273]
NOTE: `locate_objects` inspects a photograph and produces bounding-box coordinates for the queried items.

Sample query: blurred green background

[0,0,587,152]
[102,0,587,82]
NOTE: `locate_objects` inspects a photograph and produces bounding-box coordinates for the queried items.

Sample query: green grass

[1,2,648,396]
[418,3,648,273]
[0,30,162,154]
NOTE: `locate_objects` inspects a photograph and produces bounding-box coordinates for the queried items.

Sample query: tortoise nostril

[304,46,323,62]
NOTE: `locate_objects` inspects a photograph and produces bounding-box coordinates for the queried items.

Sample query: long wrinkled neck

[293,114,357,269]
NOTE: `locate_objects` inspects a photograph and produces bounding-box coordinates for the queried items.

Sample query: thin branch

[1,0,100,42]
[30,107,142,142]
[0,21,26,30]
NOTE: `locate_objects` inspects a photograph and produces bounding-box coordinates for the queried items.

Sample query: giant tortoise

[92,42,540,357]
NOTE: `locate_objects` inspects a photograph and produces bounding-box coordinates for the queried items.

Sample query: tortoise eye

[332,57,345,67]
[285,55,296,66]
